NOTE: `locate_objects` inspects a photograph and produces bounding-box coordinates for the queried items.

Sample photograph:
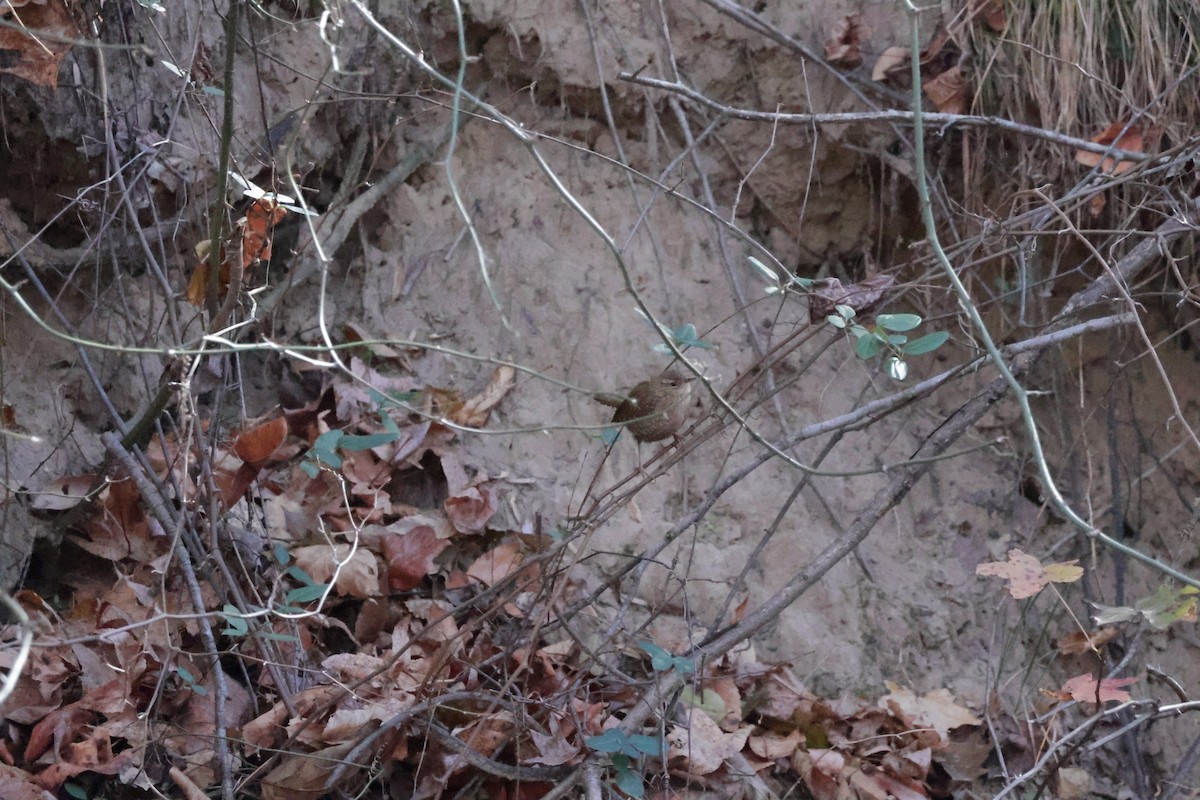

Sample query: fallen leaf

[971,0,1005,31]
[1060,672,1136,704]
[667,708,751,776]
[382,524,448,591]
[880,682,981,740]
[1075,121,1144,176]
[449,366,515,428]
[975,549,1083,599]
[29,473,95,511]
[923,64,965,114]
[0,0,77,87]
[825,14,866,68]
[1056,626,1119,655]
[872,46,910,81]
[466,542,523,588]
[809,274,896,320]
[291,544,379,599]
[234,416,288,463]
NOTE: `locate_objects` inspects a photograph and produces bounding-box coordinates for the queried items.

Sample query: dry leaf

[880,682,981,740]
[923,65,965,114]
[449,366,515,427]
[1060,672,1136,704]
[291,544,379,599]
[0,0,77,87]
[825,14,866,68]
[1075,121,1145,176]
[234,416,288,463]
[29,473,95,511]
[975,549,1083,599]
[667,708,752,776]
[971,0,1005,31]
[1056,626,1118,655]
[466,542,523,588]
[809,274,896,320]
[382,524,447,591]
[872,46,910,81]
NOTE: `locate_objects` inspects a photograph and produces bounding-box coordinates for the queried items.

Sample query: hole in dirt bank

[0,96,100,248]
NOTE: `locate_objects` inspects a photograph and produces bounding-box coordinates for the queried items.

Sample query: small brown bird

[596,370,695,442]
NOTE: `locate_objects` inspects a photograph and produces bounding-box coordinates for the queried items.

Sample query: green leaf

[201,86,226,98]
[886,356,909,381]
[341,432,400,451]
[901,331,950,355]
[628,734,662,756]
[287,584,329,604]
[826,314,847,329]
[221,605,249,637]
[586,729,628,754]
[273,543,290,565]
[311,429,344,466]
[855,334,882,359]
[601,427,621,445]
[885,333,909,346]
[176,666,196,684]
[834,304,856,319]
[790,274,816,288]
[875,313,922,332]
[673,323,699,343]
[747,256,778,284]
[65,783,88,800]
[638,641,674,671]
[300,460,321,479]
[614,761,645,798]
[258,632,300,643]
[287,565,318,586]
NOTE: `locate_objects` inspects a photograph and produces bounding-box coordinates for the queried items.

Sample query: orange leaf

[234,416,288,463]
[975,549,1082,599]
[1075,121,1144,176]
[0,0,78,87]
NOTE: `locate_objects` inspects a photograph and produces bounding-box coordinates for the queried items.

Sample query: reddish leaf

[382,525,447,591]
[1060,673,1136,704]
[971,0,1006,31]
[0,0,77,87]
[466,542,523,588]
[234,416,288,463]
[1075,121,1145,176]
[1056,626,1119,655]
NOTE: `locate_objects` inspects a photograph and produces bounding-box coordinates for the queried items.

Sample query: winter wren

[597,370,695,442]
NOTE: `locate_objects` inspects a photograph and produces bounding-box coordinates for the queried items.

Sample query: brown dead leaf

[1075,121,1145,176]
[923,64,966,114]
[29,473,95,511]
[234,416,288,463]
[1056,626,1119,655]
[872,46,910,81]
[824,14,866,68]
[382,524,448,591]
[667,708,752,776]
[971,0,1005,31]
[1060,672,1136,704]
[260,743,353,800]
[291,544,379,599]
[793,748,844,800]
[748,729,802,760]
[880,682,980,740]
[449,366,515,427]
[442,453,497,532]
[0,762,57,800]
[466,541,523,588]
[0,0,77,87]
[975,549,1083,599]
[809,275,896,320]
